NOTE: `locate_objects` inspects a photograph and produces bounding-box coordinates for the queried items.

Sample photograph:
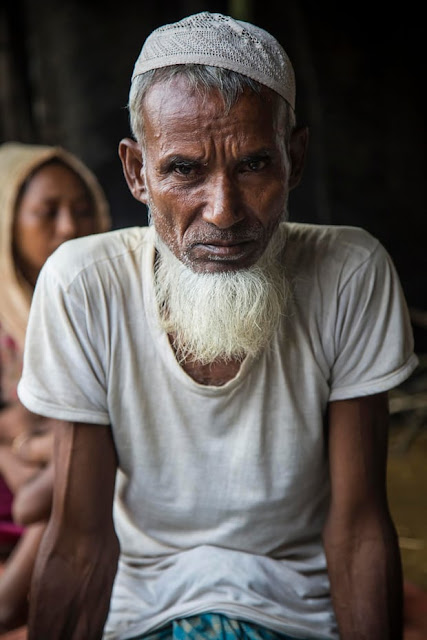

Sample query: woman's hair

[128,65,296,148]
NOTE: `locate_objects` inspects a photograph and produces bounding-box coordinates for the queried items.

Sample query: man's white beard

[153,224,290,365]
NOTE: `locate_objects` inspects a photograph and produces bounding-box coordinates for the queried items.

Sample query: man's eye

[244,158,268,172]
[173,163,196,176]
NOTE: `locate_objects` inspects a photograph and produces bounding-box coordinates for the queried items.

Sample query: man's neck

[169,335,243,386]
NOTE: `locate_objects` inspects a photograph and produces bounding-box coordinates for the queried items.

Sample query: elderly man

[18,11,417,640]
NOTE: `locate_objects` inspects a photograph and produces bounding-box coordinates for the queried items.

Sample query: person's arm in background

[29,420,119,640]
[0,402,50,444]
[0,522,46,631]
[323,392,403,640]
[0,403,55,493]
[11,429,54,524]
[0,418,55,630]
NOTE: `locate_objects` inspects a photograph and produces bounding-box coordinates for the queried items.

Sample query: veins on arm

[323,393,403,640]
[28,420,119,640]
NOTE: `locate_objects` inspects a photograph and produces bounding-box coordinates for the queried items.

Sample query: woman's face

[13,161,98,286]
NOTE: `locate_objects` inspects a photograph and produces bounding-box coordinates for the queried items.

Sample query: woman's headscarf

[0,141,111,351]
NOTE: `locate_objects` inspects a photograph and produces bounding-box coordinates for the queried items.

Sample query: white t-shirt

[18,223,417,640]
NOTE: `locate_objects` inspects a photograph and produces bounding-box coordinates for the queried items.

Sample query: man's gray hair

[128,65,296,148]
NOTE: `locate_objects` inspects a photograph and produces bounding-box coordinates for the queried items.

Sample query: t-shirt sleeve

[328,241,418,401]
[17,257,110,424]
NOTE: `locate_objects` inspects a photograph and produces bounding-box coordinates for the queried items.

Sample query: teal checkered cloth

[130,613,310,639]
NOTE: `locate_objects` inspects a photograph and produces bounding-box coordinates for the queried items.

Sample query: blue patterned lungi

[130,613,314,639]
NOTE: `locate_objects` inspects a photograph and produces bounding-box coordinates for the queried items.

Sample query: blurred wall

[1,0,425,339]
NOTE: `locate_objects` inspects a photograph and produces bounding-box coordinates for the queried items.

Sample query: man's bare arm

[323,393,403,640]
[29,420,120,640]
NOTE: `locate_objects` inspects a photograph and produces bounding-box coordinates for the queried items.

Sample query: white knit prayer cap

[131,11,296,110]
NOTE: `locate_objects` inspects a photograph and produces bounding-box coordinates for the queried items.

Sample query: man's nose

[202,174,245,228]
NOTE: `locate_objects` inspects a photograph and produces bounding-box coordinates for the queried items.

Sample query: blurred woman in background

[0,141,110,634]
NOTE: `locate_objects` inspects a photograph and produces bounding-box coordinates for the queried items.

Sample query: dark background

[1,0,425,346]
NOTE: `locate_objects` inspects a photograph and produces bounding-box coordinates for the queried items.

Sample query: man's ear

[118,138,148,204]
[288,126,309,191]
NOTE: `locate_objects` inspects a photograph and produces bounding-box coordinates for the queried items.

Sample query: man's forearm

[324,516,403,640]
[29,524,120,640]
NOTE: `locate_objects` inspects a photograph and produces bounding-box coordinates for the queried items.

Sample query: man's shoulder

[284,222,382,271]
[43,225,153,286]
[285,222,379,255]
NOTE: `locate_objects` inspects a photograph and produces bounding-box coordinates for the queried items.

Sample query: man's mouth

[191,239,256,261]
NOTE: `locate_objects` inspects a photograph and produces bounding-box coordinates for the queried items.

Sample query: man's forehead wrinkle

[150,116,223,160]
[147,113,245,158]
[144,85,224,142]
[142,77,283,168]
[155,126,270,165]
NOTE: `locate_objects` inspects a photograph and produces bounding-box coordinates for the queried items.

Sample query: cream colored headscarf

[0,141,111,351]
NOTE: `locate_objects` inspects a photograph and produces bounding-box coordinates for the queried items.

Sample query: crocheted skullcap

[131,11,296,109]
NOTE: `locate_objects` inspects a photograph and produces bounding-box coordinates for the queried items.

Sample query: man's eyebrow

[158,154,205,172]
[165,155,202,164]
[161,149,274,164]
[239,149,273,161]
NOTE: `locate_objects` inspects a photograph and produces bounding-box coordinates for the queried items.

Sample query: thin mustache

[187,228,262,246]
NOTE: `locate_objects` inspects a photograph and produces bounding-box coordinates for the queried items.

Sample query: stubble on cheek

[148,191,287,272]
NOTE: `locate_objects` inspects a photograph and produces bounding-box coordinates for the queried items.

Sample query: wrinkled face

[13,161,97,286]
[140,76,294,273]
